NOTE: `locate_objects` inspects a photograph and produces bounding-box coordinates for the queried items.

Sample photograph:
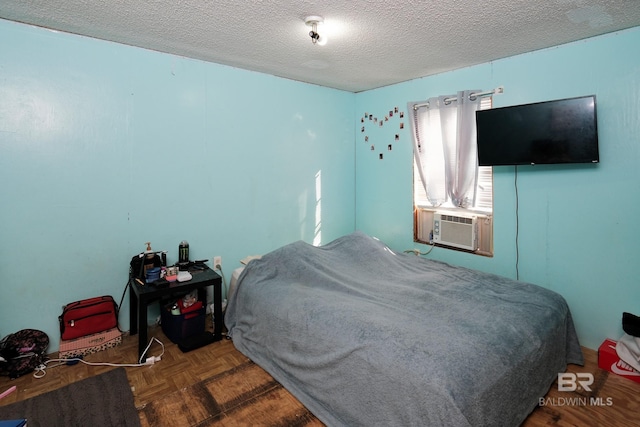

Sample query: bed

[225,231,583,426]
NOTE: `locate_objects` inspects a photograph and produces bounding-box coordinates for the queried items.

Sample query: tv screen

[475,95,599,166]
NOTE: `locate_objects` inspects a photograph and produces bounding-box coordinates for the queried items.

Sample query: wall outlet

[213,256,222,269]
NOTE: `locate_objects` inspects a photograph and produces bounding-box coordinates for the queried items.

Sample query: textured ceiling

[1,0,639,92]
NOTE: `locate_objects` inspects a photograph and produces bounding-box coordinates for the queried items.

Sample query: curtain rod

[412,86,504,111]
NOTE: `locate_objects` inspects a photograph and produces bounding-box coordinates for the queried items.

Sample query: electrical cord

[403,244,435,256]
[117,278,129,319]
[214,264,228,299]
[138,336,165,365]
[514,165,520,280]
[33,337,165,379]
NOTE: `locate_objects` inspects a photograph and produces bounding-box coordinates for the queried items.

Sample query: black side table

[129,266,223,359]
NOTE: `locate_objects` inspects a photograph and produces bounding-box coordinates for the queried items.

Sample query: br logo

[558,373,594,392]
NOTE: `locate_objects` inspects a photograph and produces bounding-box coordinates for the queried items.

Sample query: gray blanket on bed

[225,231,583,427]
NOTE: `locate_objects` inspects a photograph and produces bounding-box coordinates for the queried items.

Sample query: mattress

[225,231,583,426]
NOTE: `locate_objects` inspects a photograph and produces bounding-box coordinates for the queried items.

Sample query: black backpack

[0,329,49,379]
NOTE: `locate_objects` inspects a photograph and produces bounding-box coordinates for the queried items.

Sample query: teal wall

[2,16,638,353]
[0,19,355,351]
[355,27,640,350]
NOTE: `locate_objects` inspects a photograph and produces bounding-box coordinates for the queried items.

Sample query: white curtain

[408,90,482,208]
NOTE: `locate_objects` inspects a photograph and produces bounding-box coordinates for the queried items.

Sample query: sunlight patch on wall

[314,170,322,246]
[298,188,308,238]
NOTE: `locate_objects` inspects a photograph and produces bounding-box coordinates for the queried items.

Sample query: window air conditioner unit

[433,212,478,251]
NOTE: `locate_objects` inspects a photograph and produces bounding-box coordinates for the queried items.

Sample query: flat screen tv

[475,95,599,166]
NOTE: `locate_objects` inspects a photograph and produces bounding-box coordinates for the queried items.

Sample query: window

[412,96,493,256]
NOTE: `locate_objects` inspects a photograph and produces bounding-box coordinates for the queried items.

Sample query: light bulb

[316,34,328,46]
[304,15,327,46]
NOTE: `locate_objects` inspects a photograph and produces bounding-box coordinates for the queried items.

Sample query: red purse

[59,296,118,340]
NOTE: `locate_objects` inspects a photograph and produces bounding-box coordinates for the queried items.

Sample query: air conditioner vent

[416,208,492,255]
[440,215,473,224]
[433,212,478,251]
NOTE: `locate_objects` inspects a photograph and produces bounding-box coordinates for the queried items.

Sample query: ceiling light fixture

[305,15,327,46]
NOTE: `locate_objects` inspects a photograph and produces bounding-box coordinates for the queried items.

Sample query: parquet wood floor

[0,321,247,409]
[2,321,639,426]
